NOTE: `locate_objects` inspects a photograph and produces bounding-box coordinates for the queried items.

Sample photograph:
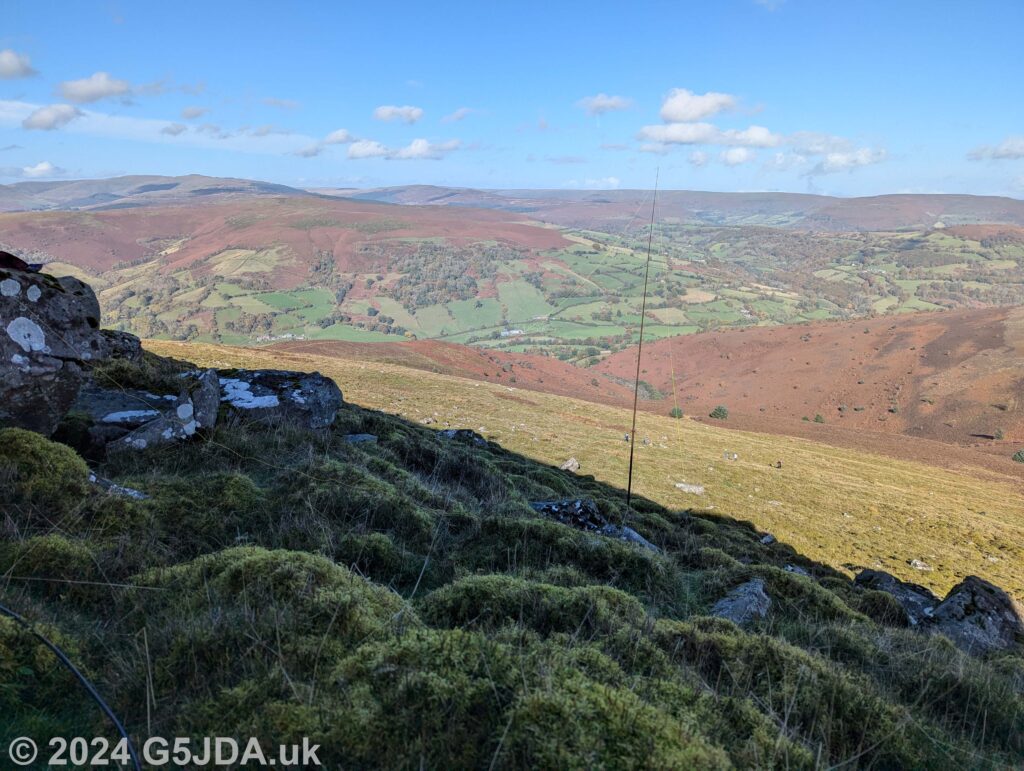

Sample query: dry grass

[147,339,1024,602]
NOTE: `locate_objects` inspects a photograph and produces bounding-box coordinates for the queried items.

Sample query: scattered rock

[760,534,776,546]
[219,369,342,429]
[930,576,1023,655]
[438,428,488,447]
[559,457,581,472]
[723,451,738,461]
[711,579,771,626]
[530,498,658,552]
[1,267,107,435]
[345,433,378,444]
[675,482,705,495]
[909,559,933,572]
[88,471,148,500]
[772,460,783,469]
[854,570,939,627]
[784,564,811,576]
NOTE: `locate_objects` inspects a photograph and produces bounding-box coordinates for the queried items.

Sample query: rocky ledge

[2,263,344,458]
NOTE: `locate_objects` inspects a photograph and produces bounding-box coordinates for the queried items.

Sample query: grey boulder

[930,576,1023,655]
[711,579,771,626]
[1,267,106,435]
[219,369,342,429]
[854,569,939,627]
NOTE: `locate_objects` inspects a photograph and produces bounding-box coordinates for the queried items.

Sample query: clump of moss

[421,575,645,638]
[0,428,90,519]
[88,351,190,394]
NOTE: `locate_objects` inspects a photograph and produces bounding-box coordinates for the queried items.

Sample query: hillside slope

[598,306,1024,450]
[147,340,1024,603]
[2,347,1021,767]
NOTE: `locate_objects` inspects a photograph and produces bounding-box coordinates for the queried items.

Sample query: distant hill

[0,174,311,212]
[326,185,1024,232]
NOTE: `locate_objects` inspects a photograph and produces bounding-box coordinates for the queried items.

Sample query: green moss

[0,428,90,518]
[421,575,645,637]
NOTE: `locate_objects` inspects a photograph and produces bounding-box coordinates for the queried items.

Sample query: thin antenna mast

[625,169,659,513]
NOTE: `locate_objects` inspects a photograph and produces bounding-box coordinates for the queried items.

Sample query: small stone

[559,457,581,472]
[760,534,776,545]
[711,579,771,626]
[909,559,933,571]
[345,433,378,444]
[675,482,705,495]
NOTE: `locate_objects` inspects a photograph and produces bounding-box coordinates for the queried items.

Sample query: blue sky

[1,0,1022,196]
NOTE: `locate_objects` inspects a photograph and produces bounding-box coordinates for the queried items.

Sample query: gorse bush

[709,405,729,420]
[0,403,1021,768]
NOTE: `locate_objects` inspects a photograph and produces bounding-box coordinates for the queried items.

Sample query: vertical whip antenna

[625,169,659,515]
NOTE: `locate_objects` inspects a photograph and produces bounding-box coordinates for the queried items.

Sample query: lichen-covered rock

[710,579,771,626]
[854,569,939,627]
[930,576,1023,655]
[0,267,106,435]
[219,369,342,429]
[559,457,581,472]
[189,368,220,429]
[97,329,143,363]
[69,375,208,457]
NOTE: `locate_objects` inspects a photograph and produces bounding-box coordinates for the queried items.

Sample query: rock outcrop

[855,569,939,627]
[930,576,1023,655]
[219,369,342,429]
[529,498,659,553]
[1,266,106,435]
[855,570,1023,654]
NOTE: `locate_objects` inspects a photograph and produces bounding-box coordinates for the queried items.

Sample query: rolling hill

[3,176,1024,359]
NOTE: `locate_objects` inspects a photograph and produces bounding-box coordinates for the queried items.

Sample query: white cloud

[577,93,632,116]
[1,160,64,179]
[1,99,316,155]
[689,150,708,167]
[660,88,736,122]
[442,107,474,123]
[720,125,781,147]
[391,138,460,160]
[373,105,423,124]
[806,148,887,175]
[968,136,1024,161]
[764,151,808,171]
[22,160,62,178]
[638,122,719,145]
[324,128,355,144]
[161,122,187,136]
[600,142,628,151]
[58,72,131,103]
[721,147,755,166]
[181,105,209,120]
[22,103,82,130]
[0,49,36,79]
[638,122,779,147]
[294,144,324,158]
[639,143,671,155]
[348,140,391,159]
[346,137,460,160]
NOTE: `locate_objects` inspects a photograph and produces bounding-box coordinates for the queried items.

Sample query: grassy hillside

[148,341,1024,603]
[2,353,1021,767]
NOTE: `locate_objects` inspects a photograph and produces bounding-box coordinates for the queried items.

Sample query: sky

[0,0,1022,196]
